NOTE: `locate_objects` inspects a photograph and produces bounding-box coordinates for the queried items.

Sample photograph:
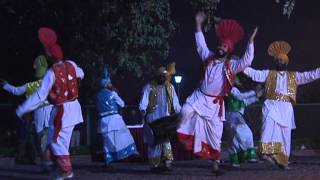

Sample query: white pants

[261,118,291,157]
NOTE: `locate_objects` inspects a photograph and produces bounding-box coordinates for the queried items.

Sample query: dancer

[244,41,320,169]
[16,27,84,179]
[139,63,181,172]
[96,65,138,166]
[177,12,257,173]
[1,55,52,165]
[225,76,262,167]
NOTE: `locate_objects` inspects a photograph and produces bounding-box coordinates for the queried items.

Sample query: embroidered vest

[265,70,297,103]
[147,83,174,114]
[25,79,42,98]
[49,61,78,105]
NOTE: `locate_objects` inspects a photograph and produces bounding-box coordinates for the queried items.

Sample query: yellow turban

[166,62,176,76]
[268,41,291,64]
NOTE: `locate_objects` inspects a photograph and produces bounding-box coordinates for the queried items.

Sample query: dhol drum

[148,113,180,145]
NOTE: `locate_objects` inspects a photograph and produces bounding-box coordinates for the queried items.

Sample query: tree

[189,0,296,31]
[1,0,177,102]
[71,0,177,97]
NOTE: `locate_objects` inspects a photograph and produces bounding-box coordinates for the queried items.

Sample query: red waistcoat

[49,61,79,105]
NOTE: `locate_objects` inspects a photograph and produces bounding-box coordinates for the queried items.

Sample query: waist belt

[100,111,119,118]
[53,98,78,106]
[266,94,291,103]
[199,89,224,117]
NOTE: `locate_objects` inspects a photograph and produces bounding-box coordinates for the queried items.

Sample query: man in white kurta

[2,55,53,162]
[139,66,181,171]
[177,12,257,173]
[16,59,84,176]
[243,41,320,169]
[16,27,83,180]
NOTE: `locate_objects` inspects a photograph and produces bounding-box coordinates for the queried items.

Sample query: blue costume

[96,65,138,164]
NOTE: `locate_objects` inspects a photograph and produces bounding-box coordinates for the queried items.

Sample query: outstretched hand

[195,12,206,25]
[249,27,258,43]
[195,12,206,32]
[0,79,7,88]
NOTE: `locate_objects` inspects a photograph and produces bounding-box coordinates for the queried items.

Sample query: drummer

[139,63,181,172]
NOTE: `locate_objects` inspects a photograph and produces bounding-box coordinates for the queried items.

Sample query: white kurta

[177,31,254,159]
[16,60,84,128]
[3,83,53,133]
[16,60,84,156]
[244,67,320,156]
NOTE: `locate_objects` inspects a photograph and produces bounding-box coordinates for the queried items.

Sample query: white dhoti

[258,100,294,166]
[177,90,223,160]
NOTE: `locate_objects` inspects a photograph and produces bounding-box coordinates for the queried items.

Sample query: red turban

[38,27,63,61]
[38,27,57,49]
[47,44,63,61]
[215,19,244,54]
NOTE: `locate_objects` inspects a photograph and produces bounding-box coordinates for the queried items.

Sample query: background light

[174,75,182,84]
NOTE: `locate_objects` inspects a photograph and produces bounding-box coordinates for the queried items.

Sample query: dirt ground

[0,150,320,180]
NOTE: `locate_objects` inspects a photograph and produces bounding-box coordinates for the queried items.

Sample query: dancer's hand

[195,12,206,32]
[0,79,7,88]
[140,110,146,117]
[256,89,264,98]
[249,27,258,43]
[255,84,264,98]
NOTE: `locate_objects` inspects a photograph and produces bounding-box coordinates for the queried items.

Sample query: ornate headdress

[100,65,111,88]
[215,19,244,54]
[268,41,291,64]
[38,27,63,61]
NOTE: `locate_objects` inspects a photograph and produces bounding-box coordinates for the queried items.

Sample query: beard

[156,75,166,85]
[274,62,288,71]
[215,48,228,58]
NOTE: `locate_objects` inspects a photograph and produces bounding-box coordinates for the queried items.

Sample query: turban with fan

[38,27,63,61]
[215,19,244,54]
[268,41,291,64]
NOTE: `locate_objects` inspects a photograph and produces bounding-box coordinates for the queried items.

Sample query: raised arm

[16,70,55,118]
[171,85,181,113]
[195,32,214,62]
[195,12,214,61]
[3,83,27,96]
[230,27,258,73]
[243,67,269,83]
[296,67,320,85]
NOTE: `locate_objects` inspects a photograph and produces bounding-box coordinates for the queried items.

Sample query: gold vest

[264,70,297,103]
[147,83,174,114]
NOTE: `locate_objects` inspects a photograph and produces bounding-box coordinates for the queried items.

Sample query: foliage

[190,0,221,32]
[0,0,177,102]
[276,0,296,18]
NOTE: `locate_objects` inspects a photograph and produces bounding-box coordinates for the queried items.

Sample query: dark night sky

[1,0,320,105]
